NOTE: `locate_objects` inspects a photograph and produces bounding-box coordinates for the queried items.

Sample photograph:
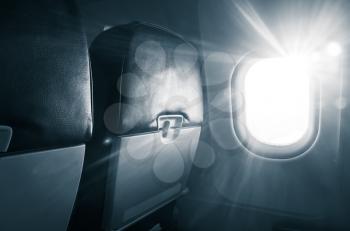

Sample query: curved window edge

[230,55,321,159]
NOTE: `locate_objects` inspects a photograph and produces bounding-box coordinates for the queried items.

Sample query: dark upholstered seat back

[76,22,203,230]
[0,1,92,230]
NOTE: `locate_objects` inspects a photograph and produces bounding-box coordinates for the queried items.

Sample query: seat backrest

[0,1,92,231]
[76,22,203,230]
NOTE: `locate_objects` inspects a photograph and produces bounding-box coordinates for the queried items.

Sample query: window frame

[231,55,320,159]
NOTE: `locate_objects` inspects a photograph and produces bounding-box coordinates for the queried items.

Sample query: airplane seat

[0,1,92,231]
[76,22,203,230]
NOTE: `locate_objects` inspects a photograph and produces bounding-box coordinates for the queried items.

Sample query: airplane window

[232,56,319,159]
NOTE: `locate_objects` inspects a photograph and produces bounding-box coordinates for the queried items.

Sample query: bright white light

[244,57,311,146]
[326,42,342,57]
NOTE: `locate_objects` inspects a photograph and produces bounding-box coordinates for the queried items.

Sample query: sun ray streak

[234,1,286,55]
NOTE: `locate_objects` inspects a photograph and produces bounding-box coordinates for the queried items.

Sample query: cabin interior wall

[76,0,350,230]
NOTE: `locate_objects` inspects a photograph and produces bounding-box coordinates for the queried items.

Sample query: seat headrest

[0,1,92,153]
[90,22,203,136]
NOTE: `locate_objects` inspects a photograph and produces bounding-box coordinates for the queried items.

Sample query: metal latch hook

[157,115,183,143]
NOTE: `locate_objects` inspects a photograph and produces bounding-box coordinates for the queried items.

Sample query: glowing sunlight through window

[244,57,311,146]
